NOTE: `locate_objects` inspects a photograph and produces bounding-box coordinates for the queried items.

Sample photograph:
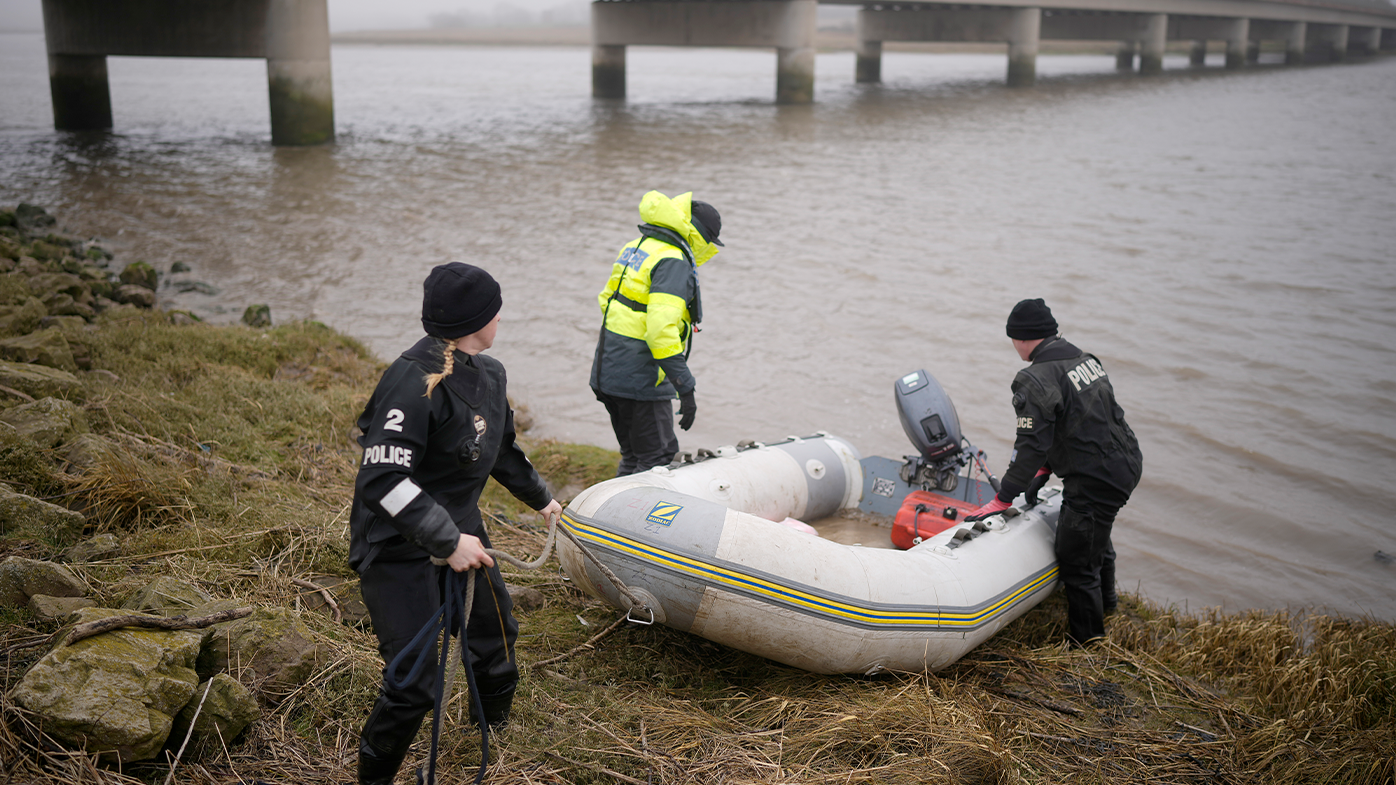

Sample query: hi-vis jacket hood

[638,190,721,267]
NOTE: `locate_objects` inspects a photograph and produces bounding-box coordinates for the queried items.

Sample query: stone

[506,583,546,613]
[0,484,86,543]
[197,607,321,701]
[60,432,118,471]
[0,556,87,608]
[0,330,78,372]
[28,240,67,263]
[170,261,191,273]
[29,593,97,620]
[171,280,218,296]
[15,203,56,231]
[65,532,121,562]
[241,304,272,328]
[170,673,260,745]
[40,313,90,329]
[297,574,369,625]
[0,396,90,446]
[0,296,48,335]
[0,359,81,399]
[29,272,89,300]
[121,576,213,617]
[11,606,203,762]
[118,261,157,291]
[168,311,200,326]
[113,284,156,309]
[0,485,87,544]
[41,294,95,319]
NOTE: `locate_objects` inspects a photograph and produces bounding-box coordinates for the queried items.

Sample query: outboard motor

[894,369,993,493]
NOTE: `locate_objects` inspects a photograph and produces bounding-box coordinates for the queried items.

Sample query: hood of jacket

[637,190,721,267]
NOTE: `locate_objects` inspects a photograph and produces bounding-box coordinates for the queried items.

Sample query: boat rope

[384,509,652,785]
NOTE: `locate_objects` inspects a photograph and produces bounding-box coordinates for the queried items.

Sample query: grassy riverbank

[1,308,1393,783]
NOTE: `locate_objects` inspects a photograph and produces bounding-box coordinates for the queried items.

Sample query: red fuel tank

[891,490,983,550]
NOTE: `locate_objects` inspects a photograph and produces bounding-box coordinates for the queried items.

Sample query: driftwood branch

[527,613,630,670]
[290,577,342,623]
[64,607,255,647]
[0,384,35,403]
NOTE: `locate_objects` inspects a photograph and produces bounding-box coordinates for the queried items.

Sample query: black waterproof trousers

[1054,495,1121,645]
[357,535,518,784]
[597,392,679,476]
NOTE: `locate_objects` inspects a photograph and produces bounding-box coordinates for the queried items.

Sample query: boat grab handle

[626,605,656,626]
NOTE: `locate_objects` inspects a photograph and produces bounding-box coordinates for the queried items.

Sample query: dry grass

[2,314,1393,785]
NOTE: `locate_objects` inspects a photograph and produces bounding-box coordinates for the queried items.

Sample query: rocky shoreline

[0,204,316,761]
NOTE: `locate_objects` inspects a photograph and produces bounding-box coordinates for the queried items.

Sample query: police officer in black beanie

[350,262,562,785]
[966,298,1143,646]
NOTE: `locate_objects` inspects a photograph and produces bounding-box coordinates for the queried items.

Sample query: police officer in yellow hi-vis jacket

[589,191,723,476]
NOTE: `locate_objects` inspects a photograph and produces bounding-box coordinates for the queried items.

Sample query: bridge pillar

[777,45,815,103]
[591,0,817,104]
[1310,24,1349,62]
[40,0,334,145]
[47,54,112,131]
[1139,14,1167,74]
[592,44,626,98]
[1286,22,1307,64]
[1189,41,1206,67]
[266,0,334,146]
[1348,26,1381,56]
[1115,41,1136,70]
[855,38,881,83]
[1226,19,1250,69]
[1006,7,1040,87]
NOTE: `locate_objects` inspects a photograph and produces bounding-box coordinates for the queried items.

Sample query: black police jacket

[1000,337,1143,505]
[348,337,552,572]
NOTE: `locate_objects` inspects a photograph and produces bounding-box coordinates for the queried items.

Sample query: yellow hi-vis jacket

[589,191,721,401]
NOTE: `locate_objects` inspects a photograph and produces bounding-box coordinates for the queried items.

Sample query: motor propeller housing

[894,369,972,492]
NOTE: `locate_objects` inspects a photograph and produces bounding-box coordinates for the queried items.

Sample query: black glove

[678,391,696,431]
[1024,467,1051,508]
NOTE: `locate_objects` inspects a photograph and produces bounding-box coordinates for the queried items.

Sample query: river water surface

[2,32,1394,620]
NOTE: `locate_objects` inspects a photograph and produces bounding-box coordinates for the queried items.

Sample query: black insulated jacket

[1001,337,1143,505]
[349,337,552,572]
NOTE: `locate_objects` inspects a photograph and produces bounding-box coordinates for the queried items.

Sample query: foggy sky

[2,0,1393,36]
[0,0,586,33]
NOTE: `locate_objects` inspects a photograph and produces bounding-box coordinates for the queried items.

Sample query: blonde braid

[423,339,457,399]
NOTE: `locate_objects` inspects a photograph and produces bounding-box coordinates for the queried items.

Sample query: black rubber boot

[358,737,409,785]
[473,686,515,731]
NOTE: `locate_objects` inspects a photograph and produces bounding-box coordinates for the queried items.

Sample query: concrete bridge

[39,0,1396,144]
[41,0,332,145]
[593,0,1396,102]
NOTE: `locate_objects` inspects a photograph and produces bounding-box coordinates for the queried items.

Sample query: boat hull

[557,434,1061,674]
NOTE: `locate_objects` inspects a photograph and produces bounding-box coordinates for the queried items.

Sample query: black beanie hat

[421,262,502,339]
[1006,298,1058,340]
[690,200,724,247]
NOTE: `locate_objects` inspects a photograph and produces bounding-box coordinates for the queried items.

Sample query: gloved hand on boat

[1024,466,1051,508]
[965,497,1012,522]
[678,391,697,431]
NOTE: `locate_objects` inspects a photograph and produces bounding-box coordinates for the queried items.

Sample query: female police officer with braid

[349,262,563,785]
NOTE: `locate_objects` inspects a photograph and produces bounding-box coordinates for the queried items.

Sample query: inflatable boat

[556,370,1062,674]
